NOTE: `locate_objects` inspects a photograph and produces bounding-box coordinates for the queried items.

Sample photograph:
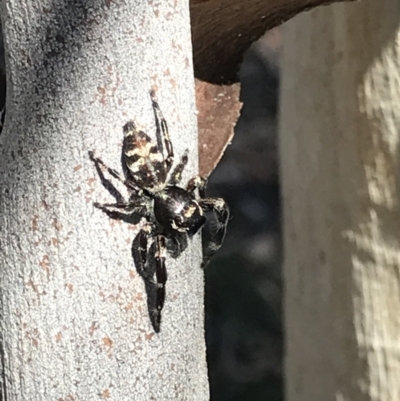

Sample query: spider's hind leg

[94,196,151,225]
[168,150,189,186]
[89,151,140,193]
[150,90,174,171]
[200,197,229,267]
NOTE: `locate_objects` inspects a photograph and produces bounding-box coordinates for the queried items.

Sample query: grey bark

[281,1,400,401]
[0,1,208,400]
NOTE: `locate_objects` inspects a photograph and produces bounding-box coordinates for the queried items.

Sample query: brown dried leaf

[196,79,242,177]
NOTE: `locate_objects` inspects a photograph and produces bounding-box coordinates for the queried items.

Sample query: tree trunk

[0,1,208,400]
[281,1,400,400]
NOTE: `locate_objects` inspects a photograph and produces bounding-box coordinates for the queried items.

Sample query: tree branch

[191,0,356,83]
[0,0,208,399]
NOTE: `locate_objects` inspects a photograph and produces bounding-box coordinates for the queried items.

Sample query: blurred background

[205,29,283,401]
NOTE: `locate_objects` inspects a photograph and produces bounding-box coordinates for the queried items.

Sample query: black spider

[89,91,229,332]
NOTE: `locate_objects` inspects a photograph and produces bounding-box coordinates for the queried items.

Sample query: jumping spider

[89,91,229,332]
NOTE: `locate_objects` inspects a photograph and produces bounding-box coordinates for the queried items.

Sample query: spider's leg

[186,176,207,198]
[200,197,229,267]
[94,197,151,225]
[166,232,188,258]
[153,234,168,332]
[89,151,140,193]
[89,152,127,204]
[150,90,174,171]
[132,224,154,279]
[168,150,189,186]
[132,227,166,333]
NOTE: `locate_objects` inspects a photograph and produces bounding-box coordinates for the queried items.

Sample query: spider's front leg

[153,234,168,332]
[186,176,207,198]
[200,197,229,267]
[186,176,229,265]
[132,224,155,279]
[132,228,167,333]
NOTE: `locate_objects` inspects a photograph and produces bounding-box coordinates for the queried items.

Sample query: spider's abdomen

[122,121,167,191]
[154,186,206,236]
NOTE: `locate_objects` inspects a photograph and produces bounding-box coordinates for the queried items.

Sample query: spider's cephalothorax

[89,91,229,332]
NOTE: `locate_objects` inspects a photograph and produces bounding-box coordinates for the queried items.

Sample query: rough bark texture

[191,0,356,84]
[0,1,208,400]
[281,1,400,400]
